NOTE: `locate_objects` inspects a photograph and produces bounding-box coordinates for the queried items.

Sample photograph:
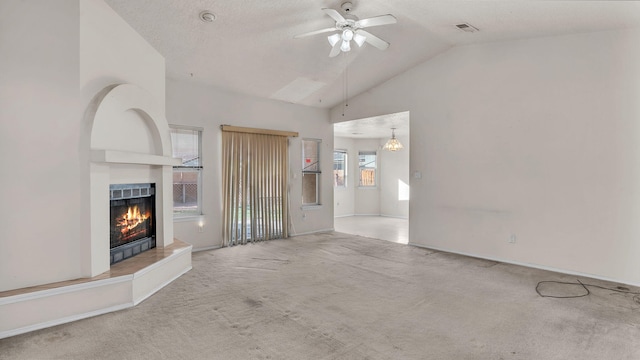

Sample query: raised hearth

[0,239,192,339]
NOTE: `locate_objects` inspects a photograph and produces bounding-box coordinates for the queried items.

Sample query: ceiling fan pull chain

[342,51,351,116]
[345,51,349,109]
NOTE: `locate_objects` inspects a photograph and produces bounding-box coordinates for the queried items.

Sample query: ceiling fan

[294,2,397,57]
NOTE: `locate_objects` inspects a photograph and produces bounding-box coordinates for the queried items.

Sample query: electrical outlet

[509,234,516,244]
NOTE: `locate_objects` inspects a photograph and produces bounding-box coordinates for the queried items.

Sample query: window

[302,139,321,205]
[170,126,203,216]
[358,151,377,187]
[333,150,347,188]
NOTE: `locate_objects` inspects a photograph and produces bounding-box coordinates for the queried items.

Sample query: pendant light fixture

[383,128,403,151]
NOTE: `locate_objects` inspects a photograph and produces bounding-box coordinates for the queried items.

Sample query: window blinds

[221,130,290,246]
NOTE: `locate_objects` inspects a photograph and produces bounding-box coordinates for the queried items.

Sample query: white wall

[166,79,334,250]
[0,0,81,292]
[80,1,165,108]
[331,29,640,285]
[334,137,356,217]
[379,134,410,218]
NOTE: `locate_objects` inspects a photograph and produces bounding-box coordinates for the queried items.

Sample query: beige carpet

[1,232,640,359]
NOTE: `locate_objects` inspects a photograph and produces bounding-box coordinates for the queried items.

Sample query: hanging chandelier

[383,128,403,151]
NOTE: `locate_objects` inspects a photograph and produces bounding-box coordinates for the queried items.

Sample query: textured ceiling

[334,111,410,139]
[104,0,640,109]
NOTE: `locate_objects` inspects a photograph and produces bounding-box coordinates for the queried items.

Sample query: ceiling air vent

[455,23,479,33]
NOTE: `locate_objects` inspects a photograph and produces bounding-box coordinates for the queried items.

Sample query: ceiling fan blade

[356,14,397,28]
[329,41,342,57]
[294,27,337,39]
[322,8,346,23]
[357,30,390,50]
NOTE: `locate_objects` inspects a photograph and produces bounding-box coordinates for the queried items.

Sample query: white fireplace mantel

[91,149,181,166]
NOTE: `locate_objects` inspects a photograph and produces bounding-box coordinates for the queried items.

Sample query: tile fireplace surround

[0,84,192,339]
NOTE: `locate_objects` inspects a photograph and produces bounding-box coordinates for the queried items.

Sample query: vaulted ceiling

[104,1,640,109]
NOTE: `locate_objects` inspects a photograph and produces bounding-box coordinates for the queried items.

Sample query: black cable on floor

[536,279,640,300]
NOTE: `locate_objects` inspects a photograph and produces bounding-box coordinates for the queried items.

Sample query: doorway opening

[333,111,410,244]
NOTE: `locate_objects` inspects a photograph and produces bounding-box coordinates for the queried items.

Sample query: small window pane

[359,151,376,187]
[302,173,318,205]
[173,169,200,214]
[333,150,347,187]
[171,128,201,167]
[302,139,321,205]
[303,139,320,172]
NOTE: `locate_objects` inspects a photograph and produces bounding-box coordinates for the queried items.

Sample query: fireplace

[109,183,156,264]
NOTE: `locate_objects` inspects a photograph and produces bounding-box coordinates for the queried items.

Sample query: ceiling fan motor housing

[337,19,358,31]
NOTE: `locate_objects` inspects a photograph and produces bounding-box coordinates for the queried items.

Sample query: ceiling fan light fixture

[353,33,366,47]
[328,33,341,47]
[342,29,354,41]
[383,128,404,151]
[340,39,351,52]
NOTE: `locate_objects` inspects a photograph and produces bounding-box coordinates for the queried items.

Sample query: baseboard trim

[0,303,133,340]
[335,214,408,219]
[192,245,222,252]
[409,242,640,288]
[380,214,409,219]
[291,228,335,237]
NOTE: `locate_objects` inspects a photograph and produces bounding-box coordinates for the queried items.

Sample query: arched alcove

[91,84,172,157]
[87,84,180,277]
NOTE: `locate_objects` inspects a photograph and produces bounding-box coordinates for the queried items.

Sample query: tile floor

[333,215,408,244]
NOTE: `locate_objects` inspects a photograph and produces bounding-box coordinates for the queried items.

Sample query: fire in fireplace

[109,183,156,264]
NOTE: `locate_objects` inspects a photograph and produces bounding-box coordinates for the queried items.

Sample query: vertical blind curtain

[222,131,289,246]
